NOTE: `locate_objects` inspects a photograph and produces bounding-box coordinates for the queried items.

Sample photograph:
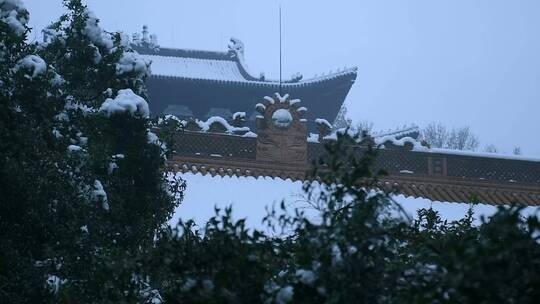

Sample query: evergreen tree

[1,0,183,302]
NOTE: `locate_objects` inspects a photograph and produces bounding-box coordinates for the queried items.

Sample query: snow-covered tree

[1,0,183,301]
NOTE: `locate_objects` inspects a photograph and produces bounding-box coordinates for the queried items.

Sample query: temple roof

[131,36,357,131]
[133,38,357,88]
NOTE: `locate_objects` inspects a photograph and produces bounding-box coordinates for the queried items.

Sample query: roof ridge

[133,45,235,61]
[149,68,357,87]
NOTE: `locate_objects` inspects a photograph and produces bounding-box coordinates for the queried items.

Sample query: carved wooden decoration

[255,93,308,164]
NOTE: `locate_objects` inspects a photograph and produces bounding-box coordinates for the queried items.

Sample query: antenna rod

[279,4,282,94]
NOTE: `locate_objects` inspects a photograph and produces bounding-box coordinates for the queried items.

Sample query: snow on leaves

[91,180,109,211]
[0,0,28,37]
[83,9,113,49]
[13,55,47,78]
[116,51,151,78]
[275,285,294,304]
[100,88,149,118]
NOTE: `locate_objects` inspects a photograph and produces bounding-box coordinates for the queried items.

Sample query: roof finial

[142,25,149,44]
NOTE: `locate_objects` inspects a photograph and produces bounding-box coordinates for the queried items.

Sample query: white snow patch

[0,0,28,36]
[274,92,289,103]
[426,147,540,162]
[13,55,46,78]
[375,135,425,150]
[322,128,356,141]
[91,180,109,210]
[67,145,82,153]
[116,52,151,78]
[143,54,246,81]
[289,99,301,106]
[52,128,62,139]
[255,103,266,112]
[242,131,258,138]
[399,170,414,174]
[263,95,275,104]
[55,111,69,122]
[46,274,64,294]
[181,278,197,292]
[307,133,319,143]
[315,118,332,129]
[83,9,113,49]
[196,116,250,134]
[296,269,317,285]
[276,285,294,304]
[64,99,95,114]
[147,130,167,153]
[331,244,343,265]
[100,89,149,118]
[147,131,160,145]
[296,106,307,113]
[232,111,246,120]
[51,73,65,86]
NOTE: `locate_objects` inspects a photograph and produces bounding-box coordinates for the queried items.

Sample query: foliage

[143,131,540,303]
[1,0,183,302]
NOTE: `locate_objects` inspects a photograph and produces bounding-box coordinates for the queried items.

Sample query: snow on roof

[143,54,247,82]
[375,135,426,150]
[136,38,357,87]
[315,118,332,129]
[233,112,246,120]
[196,116,250,135]
[372,125,419,139]
[375,133,540,162]
[424,148,540,163]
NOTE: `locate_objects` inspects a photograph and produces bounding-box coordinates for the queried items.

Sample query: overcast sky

[25,0,540,156]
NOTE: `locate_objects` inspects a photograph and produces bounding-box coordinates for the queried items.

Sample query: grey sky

[25,0,540,156]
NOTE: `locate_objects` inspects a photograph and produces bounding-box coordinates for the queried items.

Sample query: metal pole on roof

[279,3,282,94]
